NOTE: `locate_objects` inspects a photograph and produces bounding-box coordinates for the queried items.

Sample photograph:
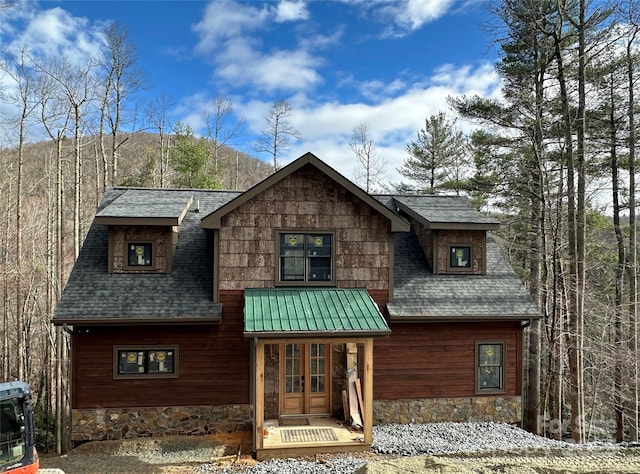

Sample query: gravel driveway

[39,422,640,473]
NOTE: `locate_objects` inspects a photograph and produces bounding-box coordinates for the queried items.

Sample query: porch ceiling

[244,288,390,338]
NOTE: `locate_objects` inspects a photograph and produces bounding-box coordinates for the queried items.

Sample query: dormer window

[127,242,153,268]
[449,246,471,269]
[278,232,334,285]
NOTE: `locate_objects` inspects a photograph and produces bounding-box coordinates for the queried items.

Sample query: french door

[280,343,331,416]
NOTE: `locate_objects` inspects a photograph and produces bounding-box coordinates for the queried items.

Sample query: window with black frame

[127,242,153,267]
[115,348,177,378]
[279,233,333,283]
[449,245,471,268]
[476,342,504,392]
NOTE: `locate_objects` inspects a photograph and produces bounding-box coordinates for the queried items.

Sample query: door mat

[281,428,338,443]
[279,418,310,426]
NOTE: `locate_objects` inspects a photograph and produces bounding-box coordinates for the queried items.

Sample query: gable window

[449,245,471,269]
[278,232,333,284]
[114,346,178,379]
[476,341,504,393]
[127,242,153,267]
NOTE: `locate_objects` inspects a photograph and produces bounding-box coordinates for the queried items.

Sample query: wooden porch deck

[257,417,370,460]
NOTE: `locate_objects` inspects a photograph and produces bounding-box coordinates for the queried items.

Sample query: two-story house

[53,153,540,459]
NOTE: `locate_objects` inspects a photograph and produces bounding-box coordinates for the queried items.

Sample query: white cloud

[359,78,409,101]
[401,0,456,30]
[193,1,269,54]
[340,0,458,36]
[253,50,322,92]
[272,0,310,22]
[230,62,500,185]
[7,7,106,65]
[298,28,344,51]
[0,4,108,145]
[193,0,323,95]
[212,40,322,93]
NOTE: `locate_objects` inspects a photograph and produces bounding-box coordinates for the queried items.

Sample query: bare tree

[349,122,386,193]
[146,93,174,187]
[255,100,300,170]
[1,172,13,382]
[97,23,145,190]
[36,56,97,258]
[0,47,41,380]
[204,95,246,187]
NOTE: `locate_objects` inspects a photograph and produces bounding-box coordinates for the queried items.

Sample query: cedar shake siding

[218,164,391,290]
[434,229,485,275]
[109,225,176,273]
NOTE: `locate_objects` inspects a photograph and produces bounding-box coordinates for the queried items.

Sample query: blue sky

[1,0,502,186]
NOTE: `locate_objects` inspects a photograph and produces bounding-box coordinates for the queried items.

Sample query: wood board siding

[218,165,391,290]
[373,321,522,400]
[72,291,249,409]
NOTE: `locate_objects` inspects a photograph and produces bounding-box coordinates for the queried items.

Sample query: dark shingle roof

[95,189,194,220]
[393,195,500,228]
[53,188,240,325]
[388,231,540,321]
[54,186,538,325]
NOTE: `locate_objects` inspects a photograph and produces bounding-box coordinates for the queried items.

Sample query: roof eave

[53,317,222,326]
[201,152,410,232]
[394,199,500,231]
[94,217,180,226]
[243,329,391,339]
[428,222,501,231]
[388,314,541,323]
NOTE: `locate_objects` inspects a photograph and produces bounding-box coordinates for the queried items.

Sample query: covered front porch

[244,288,390,460]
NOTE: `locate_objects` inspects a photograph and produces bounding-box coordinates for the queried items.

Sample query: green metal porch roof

[244,288,391,338]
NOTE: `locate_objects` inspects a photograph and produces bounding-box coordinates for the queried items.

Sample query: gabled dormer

[94,189,194,274]
[200,152,410,298]
[393,196,500,275]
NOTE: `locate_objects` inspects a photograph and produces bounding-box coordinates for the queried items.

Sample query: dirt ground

[38,431,640,474]
[359,448,640,473]
[38,431,256,474]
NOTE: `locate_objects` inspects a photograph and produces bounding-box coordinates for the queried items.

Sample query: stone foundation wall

[373,396,521,425]
[71,404,253,442]
[72,397,519,442]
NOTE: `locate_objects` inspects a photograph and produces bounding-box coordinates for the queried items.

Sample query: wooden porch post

[363,338,374,445]
[255,339,265,450]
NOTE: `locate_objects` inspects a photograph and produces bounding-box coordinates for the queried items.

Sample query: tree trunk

[574,0,587,443]
[74,104,81,259]
[626,18,639,442]
[609,74,626,442]
[1,180,11,381]
[16,99,25,381]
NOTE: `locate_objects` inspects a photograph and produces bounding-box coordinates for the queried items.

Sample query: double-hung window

[476,341,505,393]
[279,233,333,284]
